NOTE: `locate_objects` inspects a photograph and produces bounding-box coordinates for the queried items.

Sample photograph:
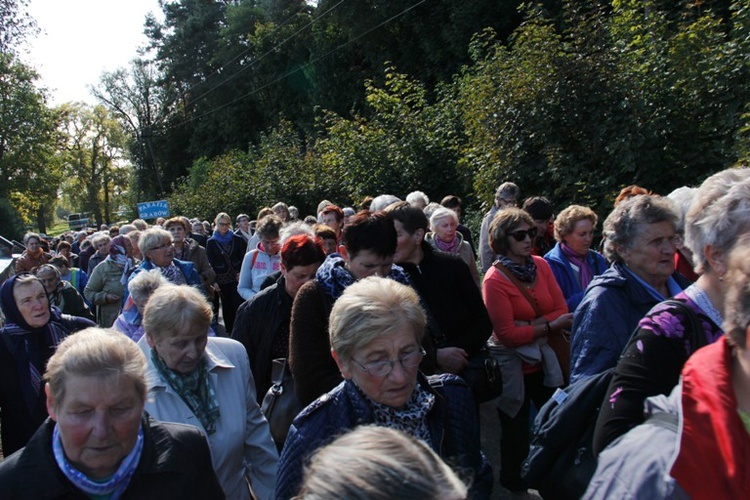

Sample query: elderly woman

[482,207,572,492]
[570,195,691,383]
[592,169,750,454]
[35,264,94,321]
[84,235,134,327]
[544,205,608,312]
[296,426,468,500]
[164,216,216,294]
[277,277,492,499]
[113,269,170,342]
[87,233,112,275]
[586,240,750,499]
[289,211,411,407]
[126,228,205,303]
[206,212,247,333]
[238,215,283,301]
[0,274,94,456]
[426,207,481,287]
[0,327,225,498]
[15,232,53,273]
[140,285,278,500]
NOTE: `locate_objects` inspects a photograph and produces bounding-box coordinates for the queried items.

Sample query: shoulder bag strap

[493,260,544,318]
[661,299,708,352]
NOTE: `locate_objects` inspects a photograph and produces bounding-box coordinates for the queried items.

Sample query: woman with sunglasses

[482,207,572,493]
[276,277,492,499]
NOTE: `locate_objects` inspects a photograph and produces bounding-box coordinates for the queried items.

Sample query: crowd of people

[0,170,749,498]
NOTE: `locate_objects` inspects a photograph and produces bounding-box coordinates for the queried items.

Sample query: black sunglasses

[509,227,538,242]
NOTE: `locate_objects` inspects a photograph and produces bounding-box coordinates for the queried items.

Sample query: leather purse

[260,358,302,450]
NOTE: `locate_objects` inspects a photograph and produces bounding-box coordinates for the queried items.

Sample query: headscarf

[105,235,134,284]
[0,274,68,413]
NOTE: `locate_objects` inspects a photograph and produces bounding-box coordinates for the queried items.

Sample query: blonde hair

[554,205,598,242]
[139,227,172,255]
[142,285,212,341]
[45,327,147,407]
[329,276,425,363]
[295,426,469,499]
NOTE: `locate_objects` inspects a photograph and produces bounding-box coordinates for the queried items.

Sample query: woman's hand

[436,347,469,374]
[551,313,574,332]
[105,293,120,304]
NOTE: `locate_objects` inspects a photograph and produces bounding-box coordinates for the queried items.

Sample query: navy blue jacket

[570,263,689,384]
[275,373,492,499]
[544,243,607,313]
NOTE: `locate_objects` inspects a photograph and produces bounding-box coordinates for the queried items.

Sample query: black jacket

[0,415,225,499]
[399,243,492,356]
[232,276,293,403]
[0,314,95,456]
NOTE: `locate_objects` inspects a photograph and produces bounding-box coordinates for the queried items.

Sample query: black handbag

[461,345,503,404]
[260,358,302,450]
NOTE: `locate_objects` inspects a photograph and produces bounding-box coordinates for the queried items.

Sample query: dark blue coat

[569,263,689,384]
[275,373,492,499]
[544,243,607,313]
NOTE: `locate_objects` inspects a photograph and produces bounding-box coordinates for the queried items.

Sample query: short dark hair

[440,195,462,210]
[313,224,337,240]
[256,215,283,239]
[343,211,397,258]
[281,234,325,271]
[522,196,553,221]
[385,201,428,235]
[56,241,72,252]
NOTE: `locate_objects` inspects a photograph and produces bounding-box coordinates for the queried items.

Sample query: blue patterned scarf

[53,422,144,499]
[368,382,435,445]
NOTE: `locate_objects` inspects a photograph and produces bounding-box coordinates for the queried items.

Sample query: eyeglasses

[351,347,426,378]
[217,222,230,227]
[509,227,538,242]
[151,242,173,251]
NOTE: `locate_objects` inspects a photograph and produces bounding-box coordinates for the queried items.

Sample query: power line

[170,0,429,130]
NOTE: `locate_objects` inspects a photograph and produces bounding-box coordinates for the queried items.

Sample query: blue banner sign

[137,200,170,220]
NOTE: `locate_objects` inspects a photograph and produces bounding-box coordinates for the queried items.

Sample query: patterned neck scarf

[151,349,220,434]
[433,232,461,254]
[160,262,186,285]
[53,422,144,499]
[497,255,537,283]
[366,382,435,445]
[1,275,68,413]
[560,243,594,289]
[316,255,411,300]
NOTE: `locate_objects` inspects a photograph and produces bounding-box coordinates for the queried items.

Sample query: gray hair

[406,190,430,208]
[280,221,315,243]
[667,186,698,234]
[45,327,147,407]
[329,277,426,364]
[602,195,678,263]
[369,194,402,212]
[23,232,41,245]
[128,269,170,308]
[118,224,137,235]
[495,181,520,203]
[423,202,442,221]
[429,207,458,232]
[143,285,212,342]
[296,425,469,500]
[685,168,750,274]
[724,237,750,349]
[139,227,172,255]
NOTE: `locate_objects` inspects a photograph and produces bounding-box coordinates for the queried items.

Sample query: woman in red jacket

[482,207,573,493]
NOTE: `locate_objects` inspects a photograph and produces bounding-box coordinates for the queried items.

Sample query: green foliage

[0,197,24,240]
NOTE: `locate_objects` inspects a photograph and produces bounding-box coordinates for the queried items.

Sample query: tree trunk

[36,202,47,235]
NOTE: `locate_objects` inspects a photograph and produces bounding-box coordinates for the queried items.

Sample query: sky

[25,0,163,106]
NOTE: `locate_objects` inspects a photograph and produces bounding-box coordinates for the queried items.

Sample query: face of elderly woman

[14,281,50,328]
[564,218,595,255]
[46,374,144,480]
[147,239,174,267]
[335,327,422,409]
[147,328,208,374]
[619,221,680,286]
[36,269,60,295]
[433,216,457,243]
[167,224,186,244]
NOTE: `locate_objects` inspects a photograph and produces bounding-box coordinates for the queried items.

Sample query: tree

[0,53,61,234]
[59,103,130,226]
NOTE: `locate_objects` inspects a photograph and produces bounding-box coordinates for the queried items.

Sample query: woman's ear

[145,333,156,349]
[331,350,352,379]
[45,384,57,421]
[704,245,726,277]
[338,245,349,261]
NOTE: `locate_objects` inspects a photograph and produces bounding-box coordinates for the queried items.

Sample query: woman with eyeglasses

[482,207,572,492]
[276,277,492,499]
